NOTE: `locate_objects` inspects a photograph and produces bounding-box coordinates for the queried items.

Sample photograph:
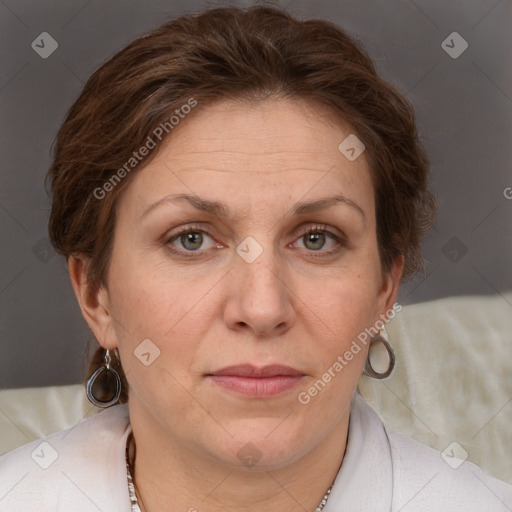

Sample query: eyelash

[165,223,347,259]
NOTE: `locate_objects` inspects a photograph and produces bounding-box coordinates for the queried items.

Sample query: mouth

[205,364,305,398]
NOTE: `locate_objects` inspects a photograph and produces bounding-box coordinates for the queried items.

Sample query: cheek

[298,266,383,387]
[105,256,204,376]
[108,269,206,417]
[311,264,381,331]
[108,247,193,335]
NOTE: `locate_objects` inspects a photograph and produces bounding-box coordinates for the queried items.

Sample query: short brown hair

[47,5,436,402]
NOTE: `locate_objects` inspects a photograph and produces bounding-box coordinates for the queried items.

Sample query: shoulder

[385,426,512,511]
[0,404,131,512]
[351,394,512,511]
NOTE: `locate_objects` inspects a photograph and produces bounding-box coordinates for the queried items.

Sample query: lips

[208,364,304,377]
[206,364,305,397]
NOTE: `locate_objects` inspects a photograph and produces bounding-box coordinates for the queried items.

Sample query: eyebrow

[141,193,366,223]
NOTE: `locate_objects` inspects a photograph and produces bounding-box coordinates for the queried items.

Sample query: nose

[222,243,295,338]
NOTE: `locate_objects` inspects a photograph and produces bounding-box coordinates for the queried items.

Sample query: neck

[127,400,349,512]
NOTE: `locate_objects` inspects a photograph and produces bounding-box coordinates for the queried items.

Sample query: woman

[0,5,510,511]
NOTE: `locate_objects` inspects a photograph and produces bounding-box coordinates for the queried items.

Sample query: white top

[0,391,511,511]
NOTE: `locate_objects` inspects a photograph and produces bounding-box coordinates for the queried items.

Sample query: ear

[68,255,118,350]
[376,255,404,320]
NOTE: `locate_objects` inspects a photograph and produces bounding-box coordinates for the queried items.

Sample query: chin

[203,421,316,471]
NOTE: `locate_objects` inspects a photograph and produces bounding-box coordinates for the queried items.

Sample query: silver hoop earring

[86,349,122,407]
[363,334,395,379]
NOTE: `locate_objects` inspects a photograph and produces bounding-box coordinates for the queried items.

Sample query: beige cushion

[0,384,100,455]
[1,293,511,483]
[359,292,512,483]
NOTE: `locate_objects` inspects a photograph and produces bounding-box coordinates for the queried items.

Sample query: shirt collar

[324,390,393,511]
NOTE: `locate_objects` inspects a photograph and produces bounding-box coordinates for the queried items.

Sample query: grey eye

[180,232,204,251]
[303,232,326,251]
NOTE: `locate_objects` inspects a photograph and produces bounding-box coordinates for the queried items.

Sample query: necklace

[125,433,334,512]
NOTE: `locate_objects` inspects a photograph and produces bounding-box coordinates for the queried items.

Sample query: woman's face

[84,97,402,469]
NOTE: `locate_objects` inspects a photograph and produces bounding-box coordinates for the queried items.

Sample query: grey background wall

[1,0,511,389]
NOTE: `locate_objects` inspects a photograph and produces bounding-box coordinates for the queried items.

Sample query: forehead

[157,97,360,165]
[118,97,374,220]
